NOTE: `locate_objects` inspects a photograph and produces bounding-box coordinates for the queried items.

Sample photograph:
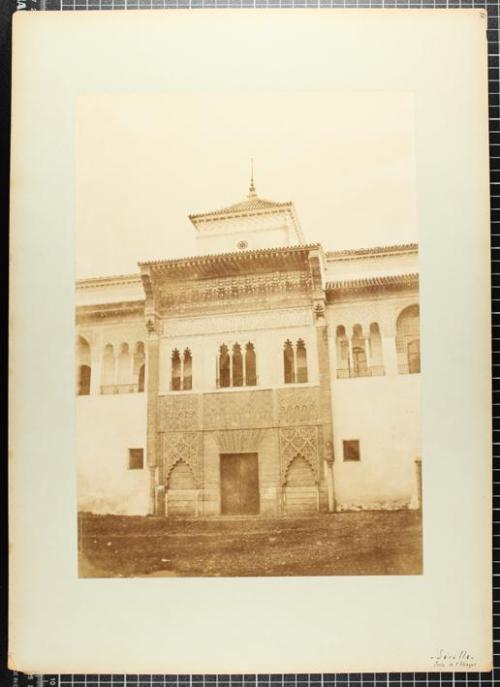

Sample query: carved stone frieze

[279,425,319,484]
[203,390,274,430]
[161,431,203,488]
[158,395,199,431]
[163,307,313,337]
[159,270,312,312]
[277,387,321,426]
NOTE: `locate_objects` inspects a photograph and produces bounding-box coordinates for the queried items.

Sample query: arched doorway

[166,460,197,517]
[284,455,317,515]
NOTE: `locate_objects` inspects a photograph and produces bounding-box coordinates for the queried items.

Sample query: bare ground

[78,510,423,578]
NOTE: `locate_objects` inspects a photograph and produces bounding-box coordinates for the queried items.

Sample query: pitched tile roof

[188,195,292,221]
[326,273,419,291]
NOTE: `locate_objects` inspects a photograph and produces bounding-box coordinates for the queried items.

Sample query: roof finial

[248,158,256,198]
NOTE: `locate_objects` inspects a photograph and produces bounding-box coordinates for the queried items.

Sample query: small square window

[128,448,144,470]
[343,440,360,462]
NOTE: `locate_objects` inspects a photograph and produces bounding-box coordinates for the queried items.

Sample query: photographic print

[11,10,492,672]
[76,91,422,578]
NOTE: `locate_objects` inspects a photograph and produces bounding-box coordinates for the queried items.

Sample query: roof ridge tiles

[326,272,419,290]
[326,242,418,259]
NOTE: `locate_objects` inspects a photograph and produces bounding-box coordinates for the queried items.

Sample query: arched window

[232,344,243,387]
[133,342,145,392]
[351,325,368,377]
[217,342,257,388]
[171,349,181,390]
[296,339,308,383]
[283,339,308,384]
[369,322,384,376]
[396,305,420,374]
[183,348,192,390]
[77,365,91,396]
[245,342,257,386]
[219,344,230,388]
[352,346,368,377]
[335,325,350,378]
[117,343,130,388]
[283,340,294,384]
[76,336,91,395]
[101,344,115,393]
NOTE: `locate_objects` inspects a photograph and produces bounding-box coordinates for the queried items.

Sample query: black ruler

[2,2,499,687]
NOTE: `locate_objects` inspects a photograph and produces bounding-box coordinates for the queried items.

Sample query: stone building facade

[76,181,421,517]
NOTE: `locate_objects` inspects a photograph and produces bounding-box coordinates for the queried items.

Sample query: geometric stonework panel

[162,431,203,487]
[203,389,274,430]
[158,395,199,431]
[279,425,319,484]
[277,386,321,426]
[215,428,265,453]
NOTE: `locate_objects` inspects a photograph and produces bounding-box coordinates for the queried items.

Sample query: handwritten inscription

[430,649,476,669]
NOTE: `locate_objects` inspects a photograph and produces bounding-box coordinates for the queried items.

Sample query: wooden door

[220,453,260,515]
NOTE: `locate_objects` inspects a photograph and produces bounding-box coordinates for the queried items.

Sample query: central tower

[188,172,305,256]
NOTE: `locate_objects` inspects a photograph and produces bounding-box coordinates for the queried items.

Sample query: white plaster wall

[76,319,149,515]
[77,393,149,515]
[76,278,144,306]
[331,375,421,509]
[194,209,301,255]
[325,250,418,281]
[327,293,421,509]
[197,225,290,255]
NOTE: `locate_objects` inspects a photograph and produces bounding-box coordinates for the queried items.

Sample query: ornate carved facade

[76,181,420,518]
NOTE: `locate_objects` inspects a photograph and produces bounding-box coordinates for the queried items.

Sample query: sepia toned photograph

[75,91,422,578]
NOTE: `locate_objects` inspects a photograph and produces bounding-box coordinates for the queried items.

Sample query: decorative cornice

[326,243,418,262]
[139,243,321,280]
[76,273,142,290]
[76,300,145,321]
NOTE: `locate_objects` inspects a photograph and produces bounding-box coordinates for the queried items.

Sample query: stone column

[308,248,336,513]
[89,337,102,396]
[347,335,354,377]
[146,322,160,515]
[314,310,336,513]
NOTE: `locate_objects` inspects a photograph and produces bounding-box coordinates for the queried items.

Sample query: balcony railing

[336,366,385,379]
[215,376,259,390]
[100,383,143,395]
